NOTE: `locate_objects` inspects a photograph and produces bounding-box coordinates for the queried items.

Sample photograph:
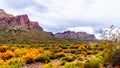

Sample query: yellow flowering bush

[3,50,14,59]
[0,45,8,52]
[14,48,28,57]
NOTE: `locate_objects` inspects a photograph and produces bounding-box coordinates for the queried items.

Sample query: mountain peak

[0,9,43,31]
[0,9,6,14]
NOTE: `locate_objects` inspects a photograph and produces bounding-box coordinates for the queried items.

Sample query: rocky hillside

[0,9,70,44]
[0,9,43,31]
[0,9,96,44]
[55,31,96,40]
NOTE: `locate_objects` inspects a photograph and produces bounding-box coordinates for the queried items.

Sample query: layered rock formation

[0,9,43,31]
[0,9,14,18]
[55,31,96,40]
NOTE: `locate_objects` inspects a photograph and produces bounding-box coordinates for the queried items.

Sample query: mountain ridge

[0,9,97,44]
[55,31,96,40]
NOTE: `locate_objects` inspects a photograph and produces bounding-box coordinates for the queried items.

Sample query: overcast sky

[0,0,120,38]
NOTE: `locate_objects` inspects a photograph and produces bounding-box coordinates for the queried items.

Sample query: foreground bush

[56,52,66,58]
[3,50,14,59]
[64,62,82,68]
[84,58,101,68]
[61,56,74,62]
[35,54,50,63]
[65,63,76,68]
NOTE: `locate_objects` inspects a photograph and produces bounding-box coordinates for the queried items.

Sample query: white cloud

[67,26,94,34]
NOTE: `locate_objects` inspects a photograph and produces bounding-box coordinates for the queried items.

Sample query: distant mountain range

[0,9,96,44]
[55,31,96,40]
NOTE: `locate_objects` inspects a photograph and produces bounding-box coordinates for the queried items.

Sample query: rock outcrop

[55,31,96,40]
[0,9,43,31]
[0,9,14,18]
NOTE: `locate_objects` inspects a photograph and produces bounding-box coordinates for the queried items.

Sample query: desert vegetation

[0,26,119,68]
[0,43,106,68]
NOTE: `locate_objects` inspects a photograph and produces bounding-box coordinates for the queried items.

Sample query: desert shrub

[0,58,5,65]
[3,50,14,59]
[56,52,66,58]
[109,48,120,66]
[35,54,50,63]
[10,46,18,52]
[61,45,68,49]
[58,60,66,66]
[58,47,63,52]
[86,50,94,55]
[61,56,74,62]
[0,52,3,58]
[84,58,101,68]
[44,50,52,57]
[78,57,84,61]
[6,58,19,65]
[65,61,84,68]
[97,55,105,64]
[49,53,57,59]
[75,61,84,68]
[64,62,80,68]
[70,49,77,54]
[77,46,84,51]
[14,48,28,57]
[0,45,8,52]
[0,63,22,68]
[21,51,39,64]
[64,49,70,53]
[37,47,44,53]
[42,63,54,68]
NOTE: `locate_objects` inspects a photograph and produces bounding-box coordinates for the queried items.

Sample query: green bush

[70,49,78,54]
[56,52,66,58]
[65,63,77,68]
[35,54,50,63]
[84,58,101,68]
[49,53,57,59]
[78,57,84,61]
[65,63,75,68]
[58,60,66,66]
[42,63,54,68]
[64,49,70,53]
[61,56,74,62]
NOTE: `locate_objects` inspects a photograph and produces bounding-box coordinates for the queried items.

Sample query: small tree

[101,25,120,67]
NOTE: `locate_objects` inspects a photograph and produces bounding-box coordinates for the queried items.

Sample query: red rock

[0,9,43,31]
[0,9,6,14]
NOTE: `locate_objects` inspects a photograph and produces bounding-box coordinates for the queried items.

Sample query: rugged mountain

[0,9,96,44]
[55,31,96,40]
[0,9,70,44]
[0,9,13,18]
[0,9,43,31]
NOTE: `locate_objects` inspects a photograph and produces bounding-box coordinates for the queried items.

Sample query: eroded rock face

[55,31,96,40]
[0,9,6,14]
[0,9,43,31]
[45,32,54,36]
[0,9,13,18]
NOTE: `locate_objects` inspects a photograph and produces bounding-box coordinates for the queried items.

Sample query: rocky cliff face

[0,9,14,18]
[0,9,56,43]
[0,9,43,31]
[55,31,96,40]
